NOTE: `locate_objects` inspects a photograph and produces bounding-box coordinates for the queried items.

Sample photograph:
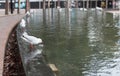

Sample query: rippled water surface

[24,8,120,76]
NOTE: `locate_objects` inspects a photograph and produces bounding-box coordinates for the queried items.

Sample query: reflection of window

[78,2,81,6]
[21,2,25,8]
[50,2,53,5]
[64,2,66,6]
[15,3,18,8]
[45,3,47,5]
[109,2,112,5]
[15,2,26,9]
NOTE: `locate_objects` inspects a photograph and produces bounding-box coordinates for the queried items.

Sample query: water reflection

[87,16,101,47]
[84,12,120,76]
[19,9,120,76]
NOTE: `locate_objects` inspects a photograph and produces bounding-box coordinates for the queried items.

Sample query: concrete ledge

[0,14,25,76]
[105,10,120,14]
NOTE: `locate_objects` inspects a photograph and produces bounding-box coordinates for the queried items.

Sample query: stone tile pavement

[0,9,25,76]
[0,9,25,17]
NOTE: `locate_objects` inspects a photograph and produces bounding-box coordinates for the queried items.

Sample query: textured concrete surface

[0,11,25,76]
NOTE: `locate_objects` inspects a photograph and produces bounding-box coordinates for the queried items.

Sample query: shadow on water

[18,8,120,76]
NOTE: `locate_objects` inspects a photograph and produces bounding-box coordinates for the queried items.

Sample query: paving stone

[0,10,25,76]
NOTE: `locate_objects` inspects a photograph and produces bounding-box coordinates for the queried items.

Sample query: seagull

[21,32,43,49]
[20,19,26,27]
[90,8,95,11]
[80,8,87,11]
[26,11,31,17]
[57,6,62,12]
[96,7,103,11]
[80,8,84,10]
[19,19,26,31]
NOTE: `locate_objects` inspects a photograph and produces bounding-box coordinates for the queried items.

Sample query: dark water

[22,8,120,76]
